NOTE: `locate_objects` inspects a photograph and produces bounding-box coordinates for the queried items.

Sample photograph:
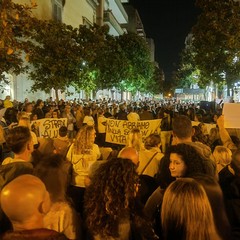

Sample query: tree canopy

[173,46,200,89]
[117,32,155,94]
[27,20,81,100]
[2,0,158,99]
[72,25,130,92]
[191,0,240,92]
[0,0,36,82]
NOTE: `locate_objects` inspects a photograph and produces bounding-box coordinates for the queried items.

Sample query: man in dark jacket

[139,106,154,120]
[115,104,128,120]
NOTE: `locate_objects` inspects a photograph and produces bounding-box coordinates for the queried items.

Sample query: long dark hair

[84,158,139,238]
[34,154,68,203]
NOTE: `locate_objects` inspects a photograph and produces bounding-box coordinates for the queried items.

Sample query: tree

[73,25,130,92]
[93,33,130,90]
[117,32,154,94]
[0,0,36,84]
[174,46,200,89]
[192,0,240,95]
[145,65,164,94]
[27,20,81,102]
[72,27,155,97]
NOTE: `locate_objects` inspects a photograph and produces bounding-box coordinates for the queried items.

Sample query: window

[52,0,62,22]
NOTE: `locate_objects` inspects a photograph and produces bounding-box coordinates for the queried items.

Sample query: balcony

[104,10,124,36]
[108,0,128,24]
[86,0,98,9]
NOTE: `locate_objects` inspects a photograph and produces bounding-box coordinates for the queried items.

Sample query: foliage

[146,65,164,94]
[2,2,157,98]
[93,34,130,90]
[73,25,130,91]
[73,29,155,94]
[117,32,154,93]
[192,0,240,92]
[174,46,201,88]
[27,20,81,98]
[0,0,36,83]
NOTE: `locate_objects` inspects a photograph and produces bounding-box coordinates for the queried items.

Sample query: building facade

[2,0,131,101]
[2,0,153,102]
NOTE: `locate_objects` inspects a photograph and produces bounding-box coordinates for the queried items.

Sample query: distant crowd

[0,95,239,240]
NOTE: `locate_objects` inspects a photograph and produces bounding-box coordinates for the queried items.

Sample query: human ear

[191,127,195,136]
[39,192,51,215]
[27,140,33,151]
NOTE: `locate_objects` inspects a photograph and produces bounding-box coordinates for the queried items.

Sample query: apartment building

[2,0,133,101]
[102,0,128,36]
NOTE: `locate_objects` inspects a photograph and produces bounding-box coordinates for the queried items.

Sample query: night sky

[129,0,200,81]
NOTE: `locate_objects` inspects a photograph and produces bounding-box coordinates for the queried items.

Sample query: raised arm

[217,115,237,151]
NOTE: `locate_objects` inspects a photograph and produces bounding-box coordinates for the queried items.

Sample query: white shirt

[137,148,163,177]
[44,201,80,240]
[83,116,94,125]
[67,143,100,187]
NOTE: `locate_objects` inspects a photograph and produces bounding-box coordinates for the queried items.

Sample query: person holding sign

[62,105,76,140]
[217,115,238,152]
[127,106,140,121]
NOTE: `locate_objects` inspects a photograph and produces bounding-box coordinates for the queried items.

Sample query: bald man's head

[1,175,51,230]
[118,147,139,166]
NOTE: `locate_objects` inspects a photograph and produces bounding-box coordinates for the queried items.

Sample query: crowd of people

[0,95,240,240]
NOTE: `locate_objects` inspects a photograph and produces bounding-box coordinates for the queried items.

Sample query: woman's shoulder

[140,148,163,159]
[93,143,100,151]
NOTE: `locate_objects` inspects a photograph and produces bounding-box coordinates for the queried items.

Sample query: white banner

[106,119,161,145]
[31,118,67,138]
[223,103,240,128]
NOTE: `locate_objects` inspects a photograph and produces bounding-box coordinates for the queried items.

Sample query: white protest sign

[223,103,240,129]
[32,118,67,138]
[106,119,161,145]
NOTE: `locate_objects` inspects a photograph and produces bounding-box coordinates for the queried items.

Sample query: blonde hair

[18,117,31,129]
[74,125,95,154]
[126,128,144,152]
[161,178,220,240]
[213,146,232,167]
[17,112,29,121]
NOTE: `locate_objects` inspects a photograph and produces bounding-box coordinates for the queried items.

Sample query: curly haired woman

[66,125,100,216]
[84,158,159,240]
[144,143,209,237]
